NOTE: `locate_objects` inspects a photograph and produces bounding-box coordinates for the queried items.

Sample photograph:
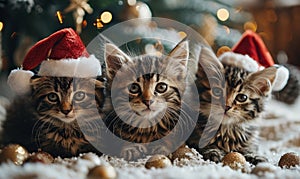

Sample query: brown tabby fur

[1,76,105,158]
[186,47,277,164]
[104,41,190,160]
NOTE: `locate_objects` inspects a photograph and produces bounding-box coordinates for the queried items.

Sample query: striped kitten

[104,41,189,160]
[1,76,105,158]
[187,48,277,164]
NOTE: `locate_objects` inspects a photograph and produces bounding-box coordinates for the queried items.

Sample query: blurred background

[0,0,300,100]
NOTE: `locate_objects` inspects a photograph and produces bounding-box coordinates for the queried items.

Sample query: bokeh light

[101,11,113,24]
[217,46,231,57]
[217,8,230,21]
[0,22,3,31]
[56,11,63,24]
[127,0,137,6]
[244,21,257,32]
[94,18,103,29]
[178,31,187,39]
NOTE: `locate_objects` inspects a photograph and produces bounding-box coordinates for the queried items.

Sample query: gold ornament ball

[278,152,300,168]
[145,154,172,169]
[222,152,246,170]
[0,144,29,165]
[25,151,54,164]
[170,147,194,161]
[87,165,117,179]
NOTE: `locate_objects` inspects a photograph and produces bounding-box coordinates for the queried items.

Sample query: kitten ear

[197,46,224,79]
[95,76,106,88]
[165,41,189,81]
[247,66,277,95]
[30,75,43,90]
[167,40,189,67]
[105,43,131,80]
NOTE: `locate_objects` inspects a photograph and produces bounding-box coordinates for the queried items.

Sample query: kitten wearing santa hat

[1,28,105,158]
[187,30,289,165]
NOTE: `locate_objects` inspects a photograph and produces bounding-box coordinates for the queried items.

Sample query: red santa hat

[7,28,101,95]
[219,30,289,91]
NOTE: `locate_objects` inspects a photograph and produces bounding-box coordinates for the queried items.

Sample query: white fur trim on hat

[219,52,263,72]
[38,55,101,77]
[272,65,289,91]
[7,69,34,95]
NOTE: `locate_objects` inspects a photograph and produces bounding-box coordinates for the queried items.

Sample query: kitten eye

[155,82,168,93]
[212,87,223,97]
[128,83,140,94]
[235,94,248,102]
[47,93,59,102]
[74,91,86,101]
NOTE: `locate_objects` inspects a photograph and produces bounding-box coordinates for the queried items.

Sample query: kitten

[187,48,277,164]
[1,76,105,158]
[104,41,190,160]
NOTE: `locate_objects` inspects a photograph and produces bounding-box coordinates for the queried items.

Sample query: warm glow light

[178,31,187,39]
[127,0,136,6]
[244,21,257,32]
[82,20,88,28]
[217,8,229,21]
[217,46,231,57]
[101,11,112,24]
[0,22,3,31]
[95,18,103,29]
[56,11,63,24]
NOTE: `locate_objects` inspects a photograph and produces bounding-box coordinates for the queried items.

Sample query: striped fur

[1,76,106,158]
[104,42,189,160]
[187,47,277,164]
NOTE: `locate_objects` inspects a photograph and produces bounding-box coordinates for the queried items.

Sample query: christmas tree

[0,0,253,73]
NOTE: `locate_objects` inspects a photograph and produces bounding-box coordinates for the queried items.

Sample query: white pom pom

[272,65,289,91]
[7,69,34,95]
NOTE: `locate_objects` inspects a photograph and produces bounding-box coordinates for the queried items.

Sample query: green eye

[128,83,140,94]
[155,82,168,93]
[47,93,59,102]
[212,87,223,97]
[235,94,248,102]
[74,91,86,101]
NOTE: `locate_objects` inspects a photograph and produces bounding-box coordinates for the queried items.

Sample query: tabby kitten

[187,48,277,164]
[104,41,190,160]
[1,76,105,158]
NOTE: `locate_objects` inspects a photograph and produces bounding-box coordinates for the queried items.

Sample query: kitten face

[128,73,169,119]
[196,48,277,124]
[105,41,188,128]
[30,76,105,124]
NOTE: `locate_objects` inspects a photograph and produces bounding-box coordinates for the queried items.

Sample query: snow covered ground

[0,97,299,179]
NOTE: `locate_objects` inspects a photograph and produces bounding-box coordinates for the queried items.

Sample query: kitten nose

[225,106,231,112]
[142,100,154,107]
[61,102,72,115]
[61,109,72,115]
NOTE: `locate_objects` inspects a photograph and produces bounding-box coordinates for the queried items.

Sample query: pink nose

[61,109,72,115]
[142,100,154,107]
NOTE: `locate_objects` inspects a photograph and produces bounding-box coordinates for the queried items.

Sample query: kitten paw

[202,149,224,163]
[120,144,147,161]
[244,154,268,165]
